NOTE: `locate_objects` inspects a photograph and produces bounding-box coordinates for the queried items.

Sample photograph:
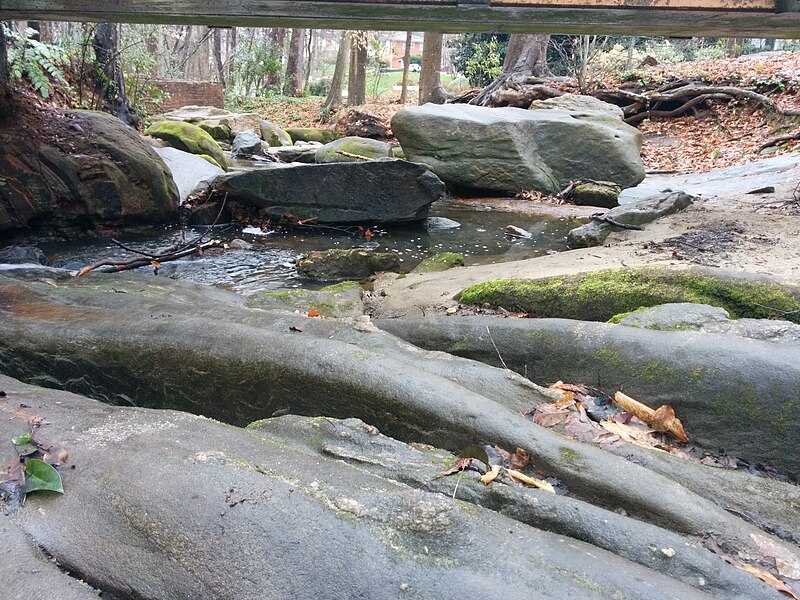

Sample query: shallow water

[40,199,580,295]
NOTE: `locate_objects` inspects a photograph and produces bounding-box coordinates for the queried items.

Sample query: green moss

[396,274,407,280]
[412,253,466,274]
[285,127,340,144]
[639,361,678,384]
[320,280,361,293]
[458,267,800,323]
[197,154,222,169]
[450,340,469,353]
[594,345,626,371]
[560,447,579,461]
[145,120,229,170]
[688,367,707,381]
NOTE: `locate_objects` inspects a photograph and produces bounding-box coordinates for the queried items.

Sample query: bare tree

[267,28,286,89]
[471,33,550,106]
[212,28,225,87]
[93,23,138,127]
[419,32,444,104]
[284,28,306,96]
[0,22,9,116]
[399,31,412,104]
[348,31,368,106]
[322,30,351,114]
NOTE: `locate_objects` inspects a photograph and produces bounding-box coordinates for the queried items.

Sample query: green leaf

[12,432,31,446]
[24,459,64,494]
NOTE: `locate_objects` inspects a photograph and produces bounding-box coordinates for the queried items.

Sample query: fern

[3,24,71,99]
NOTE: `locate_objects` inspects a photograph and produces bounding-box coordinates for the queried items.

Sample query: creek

[40,198,579,294]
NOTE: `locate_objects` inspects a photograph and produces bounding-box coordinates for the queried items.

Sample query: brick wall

[149,80,224,111]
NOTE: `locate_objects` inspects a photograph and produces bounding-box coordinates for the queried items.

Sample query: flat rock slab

[155,146,224,203]
[0,375,727,600]
[214,159,445,224]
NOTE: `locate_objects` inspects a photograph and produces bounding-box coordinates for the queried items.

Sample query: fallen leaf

[23,459,64,494]
[533,411,569,427]
[735,563,800,599]
[510,448,530,471]
[751,533,800,580]
[307,309,321,318]
[480,464,501,485]
[506,469,556,494]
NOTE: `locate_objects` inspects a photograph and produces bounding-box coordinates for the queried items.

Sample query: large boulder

[285,127,340,144]
[0,110,178,236]
[154,146,225,204]
[259,119,293,147]
[153,105,262,141]
[315,136,393,163]
[2,375,758,600]
[213,160,445,224]
[231,131,266,158]
[145,120,229,170]
[391,103,644,193]
[0,271,797,599]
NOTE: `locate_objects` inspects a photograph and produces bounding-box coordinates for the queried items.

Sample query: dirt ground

[367,165,800,319]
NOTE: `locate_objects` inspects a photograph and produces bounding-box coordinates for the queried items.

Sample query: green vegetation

[145,120,229,170]
[412,253,466,274]
[459,267,800,323]
[4,24,70,98]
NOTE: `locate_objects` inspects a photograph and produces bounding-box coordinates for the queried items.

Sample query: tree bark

[419,32,443,104]
[212,28,225,87]
[267,28,286,89]
[303,28,314,90]
[347,31,368,106]
[226,26,236,84]
[93,23,138,127]
[283,28,306,96]
[400,31,412,104]
[321,30,350,115]
[0,21,10,117]
[471,33,550,106]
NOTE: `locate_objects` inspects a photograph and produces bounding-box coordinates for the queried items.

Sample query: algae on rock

[412,253,466,274]
[146,120,230,170]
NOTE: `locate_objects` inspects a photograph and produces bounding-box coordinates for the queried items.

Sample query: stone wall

[149,80,224,111]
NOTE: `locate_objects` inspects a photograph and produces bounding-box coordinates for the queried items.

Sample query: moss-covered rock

[568,181,621,208]
[259,120,293,147]
[297,249,400,281]
[145,120,229,170]
[246,280,364,318]
[458,267,800,323]
[315,136,393,163]
[198,121,232,143]
[196,154,222,169]
[285,127,340,144]
[412,252,465,274]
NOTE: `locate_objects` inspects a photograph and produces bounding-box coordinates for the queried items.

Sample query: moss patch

[145,120,229,170]
[285,127,340,144]
[458,267,800,323]
[412,252,465,274]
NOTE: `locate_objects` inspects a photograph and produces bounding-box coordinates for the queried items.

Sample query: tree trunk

[419,32,443,104]
[347,32,368,106]
[321,30,351,115]
[212,28,226,87]
[283,28,306,96]
[400,31,412,104]
[93,23,138,127]
[267,28,286,89]
[0,22,10,117]
[471,33,551,106]
[303,28,314,90]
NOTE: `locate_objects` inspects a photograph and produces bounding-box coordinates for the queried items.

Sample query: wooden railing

[0,0,798,37]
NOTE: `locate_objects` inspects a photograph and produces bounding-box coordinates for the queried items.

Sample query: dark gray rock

[377,315,800,476]
[155,146,225,204]
[267,144,319,163]
[568,191,694,248]
[231,131,265,158]
[0,110,178,236]
[0,245,46,265]
[0,375,734,600]
[391,103,644,193]
[214,160,445,224]
[296,249,400,281]
[315,136,393,163]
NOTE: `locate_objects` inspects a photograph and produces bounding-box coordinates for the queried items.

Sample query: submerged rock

[214,160,445,224]
[0,110,178,236]
[391,103,644,193]
[246,280,364,317]
[296,249,400,281]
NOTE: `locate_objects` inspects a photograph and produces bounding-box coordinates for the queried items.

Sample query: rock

[228,238,252,250]
[0,245,46,265]
[377,312,800,476]
[529,93,625,120]
[412,252,465,273]
[0,271,796,599]
[505,225,532,238]
[284,127,340,144]
[214,160,445,224]
[259,119,292,147]
[155,146,225,204]
[617,302,800,347]
[268,144,318,163]
[0,110,178,236]
[231,131,266,158]
[198,120,232,142]
[457,266,800,324]
[333,108,392,139]
[296,249,400,281]
[567,191,694,248]
[2,374,754,600]
[246,280,364,317]
[145,120,229,170]
[153,105,261,140]
[568,180,622,208]
[426,217,461,230]
[391,103,644,193]
[315,136,393,163]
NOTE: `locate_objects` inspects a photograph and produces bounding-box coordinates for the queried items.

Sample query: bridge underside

[1,0,799,38]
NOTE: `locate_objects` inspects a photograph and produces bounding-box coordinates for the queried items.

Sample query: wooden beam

[1,0,798,38]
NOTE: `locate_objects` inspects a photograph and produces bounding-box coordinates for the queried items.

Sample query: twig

[486,326,509,370]
[591,213,644,230]
[76,240,222,277]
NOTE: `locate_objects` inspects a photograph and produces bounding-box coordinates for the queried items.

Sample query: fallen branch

[591,213,644,230]
[334,150,372,161]
[757,130,800,152]
[76,240,223,277]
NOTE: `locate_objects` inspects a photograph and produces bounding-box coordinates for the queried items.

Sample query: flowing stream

[40,199,581,294]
